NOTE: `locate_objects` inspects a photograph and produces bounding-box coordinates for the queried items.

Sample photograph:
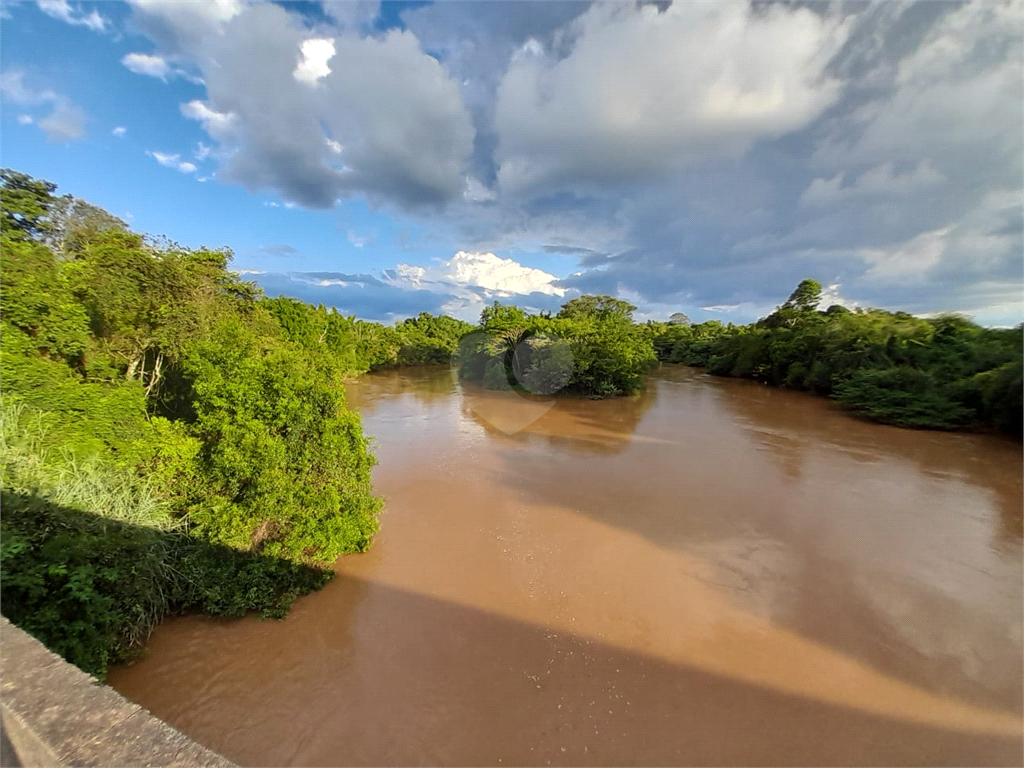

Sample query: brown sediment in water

[107,365,1024,766]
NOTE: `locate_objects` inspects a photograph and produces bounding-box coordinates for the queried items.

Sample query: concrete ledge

[0,616,233,767]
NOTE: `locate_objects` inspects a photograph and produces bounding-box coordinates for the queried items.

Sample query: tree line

[648,280,1022,433]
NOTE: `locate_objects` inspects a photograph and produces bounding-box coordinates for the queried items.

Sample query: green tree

[782,279,823,312]
[1,169,56,241]
[557,294,637,322]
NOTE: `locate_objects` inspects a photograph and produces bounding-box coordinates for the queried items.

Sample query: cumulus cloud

[388,250,565,298]
[148,150,198,173]
[1,70,86,141]
[180,100,236,139]
[122,53,173,79]
[37,0,106,31]
[493,2,850,191]
[128,1,475,209]
[112,125,127,137]
[251,250,569,322]
[293,38,335,85]
[122,51,203,83]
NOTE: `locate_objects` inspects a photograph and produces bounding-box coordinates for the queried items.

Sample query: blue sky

[2,0,1021,325]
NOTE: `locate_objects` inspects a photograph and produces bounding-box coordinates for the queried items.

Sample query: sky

[1,0,1021,325]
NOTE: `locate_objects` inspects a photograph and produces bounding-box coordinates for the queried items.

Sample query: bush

[0,402,330,677]
[179,317,382,562]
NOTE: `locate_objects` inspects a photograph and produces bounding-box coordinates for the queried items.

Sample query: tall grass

[1,397,332,677]
[0,398,180,531]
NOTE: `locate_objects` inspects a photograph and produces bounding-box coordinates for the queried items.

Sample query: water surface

[108,365,1023,766]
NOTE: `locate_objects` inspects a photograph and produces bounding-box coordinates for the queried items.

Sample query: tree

[668,312,691,326]
[45,194,128,256]
[1,168,57,241]
[557,295,637,322]
[782,279,823,312]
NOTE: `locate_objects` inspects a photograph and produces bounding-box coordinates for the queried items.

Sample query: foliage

[264,297,474,371]
[0,402,330,677]
[653,280,1022,434]
[1,169,57,241]
[458,298,657,397]
[178,317,381,561]
[0,169,381,675]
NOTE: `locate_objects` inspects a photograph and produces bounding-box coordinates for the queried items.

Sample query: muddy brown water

[107,365,1024,766]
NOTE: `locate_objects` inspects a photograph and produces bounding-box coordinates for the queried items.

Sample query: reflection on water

[459,382,659,455]
[108,365,1023,767]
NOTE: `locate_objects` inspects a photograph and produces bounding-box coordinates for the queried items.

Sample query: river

[107,365,1023,766]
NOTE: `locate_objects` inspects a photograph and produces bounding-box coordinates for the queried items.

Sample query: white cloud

[347,230,367,248]
[37,0,106,31]
[110,0,1021,325]
[1,70,86,141]
[389,250,565,298]
[121,52,202,83]
[494,2,850,190]
[17,114,33,125]
[148,150,198,173]
[815,0,1021,182]
[122,52,173,79]
[180,100,236,139]
[112,126,127,137]
[131,1,473,208]
[818,283,860,310]
[294,37,335,85]
[39,102,86,140]
[130,0,242,27]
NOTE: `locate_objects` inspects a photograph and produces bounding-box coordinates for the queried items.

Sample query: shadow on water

[108,572,1023,768]
[480,365,1022,717]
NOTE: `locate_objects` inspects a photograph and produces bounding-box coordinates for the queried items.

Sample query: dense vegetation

[650,280,1022,433]
[0,170,470,676]
[457,295,658,396]
[265,296,475,370]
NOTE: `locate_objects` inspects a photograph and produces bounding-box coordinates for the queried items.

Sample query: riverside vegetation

[1,169,1020,676]
[0,169,473,675]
